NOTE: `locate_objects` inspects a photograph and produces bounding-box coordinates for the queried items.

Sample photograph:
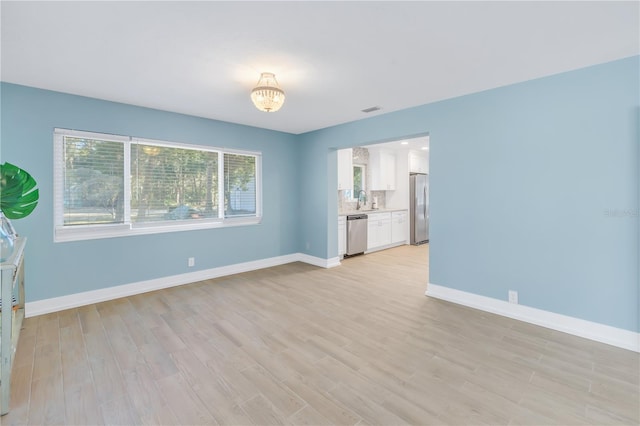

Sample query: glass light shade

[250,72,285,112]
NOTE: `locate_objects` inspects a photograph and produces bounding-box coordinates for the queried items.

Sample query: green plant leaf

[0,162,39,219]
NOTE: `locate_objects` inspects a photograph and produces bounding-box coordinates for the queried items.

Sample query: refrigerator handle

[423,187,427,219]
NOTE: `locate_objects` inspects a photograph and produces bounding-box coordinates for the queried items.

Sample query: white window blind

[131,143,219,223]
[54,129,262,242]
[224,153,257,218]
[62,135,125,226]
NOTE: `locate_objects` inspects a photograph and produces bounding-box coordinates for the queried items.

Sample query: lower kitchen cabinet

[391,210,408,244]
[367,212,391,250]
[338,216,346,257]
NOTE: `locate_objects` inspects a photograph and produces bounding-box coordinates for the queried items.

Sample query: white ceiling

[1,1,638,135]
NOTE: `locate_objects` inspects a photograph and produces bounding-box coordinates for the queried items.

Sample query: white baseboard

[298,254,341,268]
[426,283,640,353]
[25,252,335,318]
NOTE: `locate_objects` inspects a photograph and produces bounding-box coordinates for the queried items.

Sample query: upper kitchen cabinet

[337,148,353,191]
[409,150,429,174]
[369,147,396,190]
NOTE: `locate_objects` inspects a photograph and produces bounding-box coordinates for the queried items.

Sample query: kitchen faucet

[356,190,367,210]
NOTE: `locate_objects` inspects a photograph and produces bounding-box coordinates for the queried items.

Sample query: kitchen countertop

[339,207,407,216]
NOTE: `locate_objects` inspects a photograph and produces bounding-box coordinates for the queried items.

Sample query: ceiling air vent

[361,106,382,113]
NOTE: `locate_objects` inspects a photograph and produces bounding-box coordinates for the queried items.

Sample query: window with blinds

[224,153,256,218]
[62,135,125,226]
[54,129,262,242]
[131,143,219,223]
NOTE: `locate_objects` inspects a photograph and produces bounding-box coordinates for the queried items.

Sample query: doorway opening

[335,134,430,286]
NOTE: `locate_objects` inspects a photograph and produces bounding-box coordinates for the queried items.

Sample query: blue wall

[298,56,639,332]
[0,83,300,301]
[2,56,638,333]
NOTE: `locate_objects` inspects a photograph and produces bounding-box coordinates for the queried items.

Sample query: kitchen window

[352,164,366,199]
[53,128,262,242]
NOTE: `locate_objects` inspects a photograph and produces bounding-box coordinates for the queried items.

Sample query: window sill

[54,216,262,243]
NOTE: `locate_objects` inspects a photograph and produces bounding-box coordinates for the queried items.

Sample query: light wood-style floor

[3,244,639,425]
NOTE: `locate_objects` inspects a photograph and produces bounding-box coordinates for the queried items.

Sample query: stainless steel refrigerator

[410,173,429,245]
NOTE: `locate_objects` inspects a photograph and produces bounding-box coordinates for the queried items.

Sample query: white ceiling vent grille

[361,106,382,113]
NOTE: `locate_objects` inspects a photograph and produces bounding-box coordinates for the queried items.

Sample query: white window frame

[54,128,262,242]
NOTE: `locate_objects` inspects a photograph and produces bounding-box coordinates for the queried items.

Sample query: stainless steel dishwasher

[346,214,368,256]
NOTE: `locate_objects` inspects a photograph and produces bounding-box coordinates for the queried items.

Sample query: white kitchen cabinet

[369,147,396,191]
[409,150,429,174]
[391,210,408,244]
[367,212,391,250]
[338,216,346,257]
[337,148,353,191]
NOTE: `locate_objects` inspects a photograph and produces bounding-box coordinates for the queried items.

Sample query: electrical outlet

[305,242,310,250]
[508,290,518,304]
[188,257,195,267]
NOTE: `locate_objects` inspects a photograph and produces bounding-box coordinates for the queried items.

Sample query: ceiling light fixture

[250,72,285,112]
